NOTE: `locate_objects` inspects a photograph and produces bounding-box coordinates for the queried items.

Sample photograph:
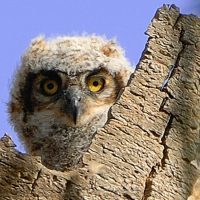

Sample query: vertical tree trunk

[0,4,200,200]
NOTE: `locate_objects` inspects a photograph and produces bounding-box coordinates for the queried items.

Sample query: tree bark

[1,4,200,200]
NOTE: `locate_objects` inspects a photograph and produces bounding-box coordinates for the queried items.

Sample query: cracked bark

[1,4,200,200]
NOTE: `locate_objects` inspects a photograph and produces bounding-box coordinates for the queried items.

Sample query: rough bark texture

[1,4,200,200]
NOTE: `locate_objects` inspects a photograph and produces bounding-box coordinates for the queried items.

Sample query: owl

[8,35,133,170]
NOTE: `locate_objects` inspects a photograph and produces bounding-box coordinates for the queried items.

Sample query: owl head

[8,35,133,168]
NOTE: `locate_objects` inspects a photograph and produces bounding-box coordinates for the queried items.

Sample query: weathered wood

[0,4,200,200]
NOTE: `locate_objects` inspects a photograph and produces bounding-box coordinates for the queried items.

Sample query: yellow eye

[87,76,105,92]
[41,79,59,96]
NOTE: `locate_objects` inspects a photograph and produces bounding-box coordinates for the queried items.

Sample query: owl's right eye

[40,79,59,96]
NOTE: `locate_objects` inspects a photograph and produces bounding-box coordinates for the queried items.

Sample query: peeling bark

[1,4,200,200]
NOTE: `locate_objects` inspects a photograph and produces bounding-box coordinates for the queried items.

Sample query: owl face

[9,36,133,168]
[23,67,119,128]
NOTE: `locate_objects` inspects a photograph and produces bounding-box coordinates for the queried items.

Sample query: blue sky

[0,0,198,151]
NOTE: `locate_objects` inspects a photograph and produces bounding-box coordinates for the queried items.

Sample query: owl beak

[71,98,80,124]
[63,88,82,125]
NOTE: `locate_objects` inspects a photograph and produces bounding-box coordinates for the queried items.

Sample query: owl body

[9,36,133,170]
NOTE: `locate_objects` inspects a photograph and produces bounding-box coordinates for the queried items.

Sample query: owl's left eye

[41,79,59,96]
[87,76,105,92]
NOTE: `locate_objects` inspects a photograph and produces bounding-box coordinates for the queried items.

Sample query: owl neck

[33,111,108,171]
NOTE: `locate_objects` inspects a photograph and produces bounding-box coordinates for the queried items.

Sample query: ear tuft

[100,41,121,58]
[30,36,47,51]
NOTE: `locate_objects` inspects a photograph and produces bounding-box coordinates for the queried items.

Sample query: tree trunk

[1,4,200,200]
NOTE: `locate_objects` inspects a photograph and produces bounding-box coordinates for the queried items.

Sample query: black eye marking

[21,70,62,119]
[21,72,37,121]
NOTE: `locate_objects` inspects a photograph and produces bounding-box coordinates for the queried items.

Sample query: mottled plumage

[9,35,133,170]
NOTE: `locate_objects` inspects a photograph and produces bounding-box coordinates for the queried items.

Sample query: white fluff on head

[12,35,133,98]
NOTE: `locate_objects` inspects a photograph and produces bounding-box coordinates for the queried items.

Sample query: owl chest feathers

[22,107,109,170]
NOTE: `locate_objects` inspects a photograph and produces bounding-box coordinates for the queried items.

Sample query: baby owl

[8,35,133,170]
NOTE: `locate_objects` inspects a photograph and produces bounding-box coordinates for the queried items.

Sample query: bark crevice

[159,113,174,168]
[142,166,157,200]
